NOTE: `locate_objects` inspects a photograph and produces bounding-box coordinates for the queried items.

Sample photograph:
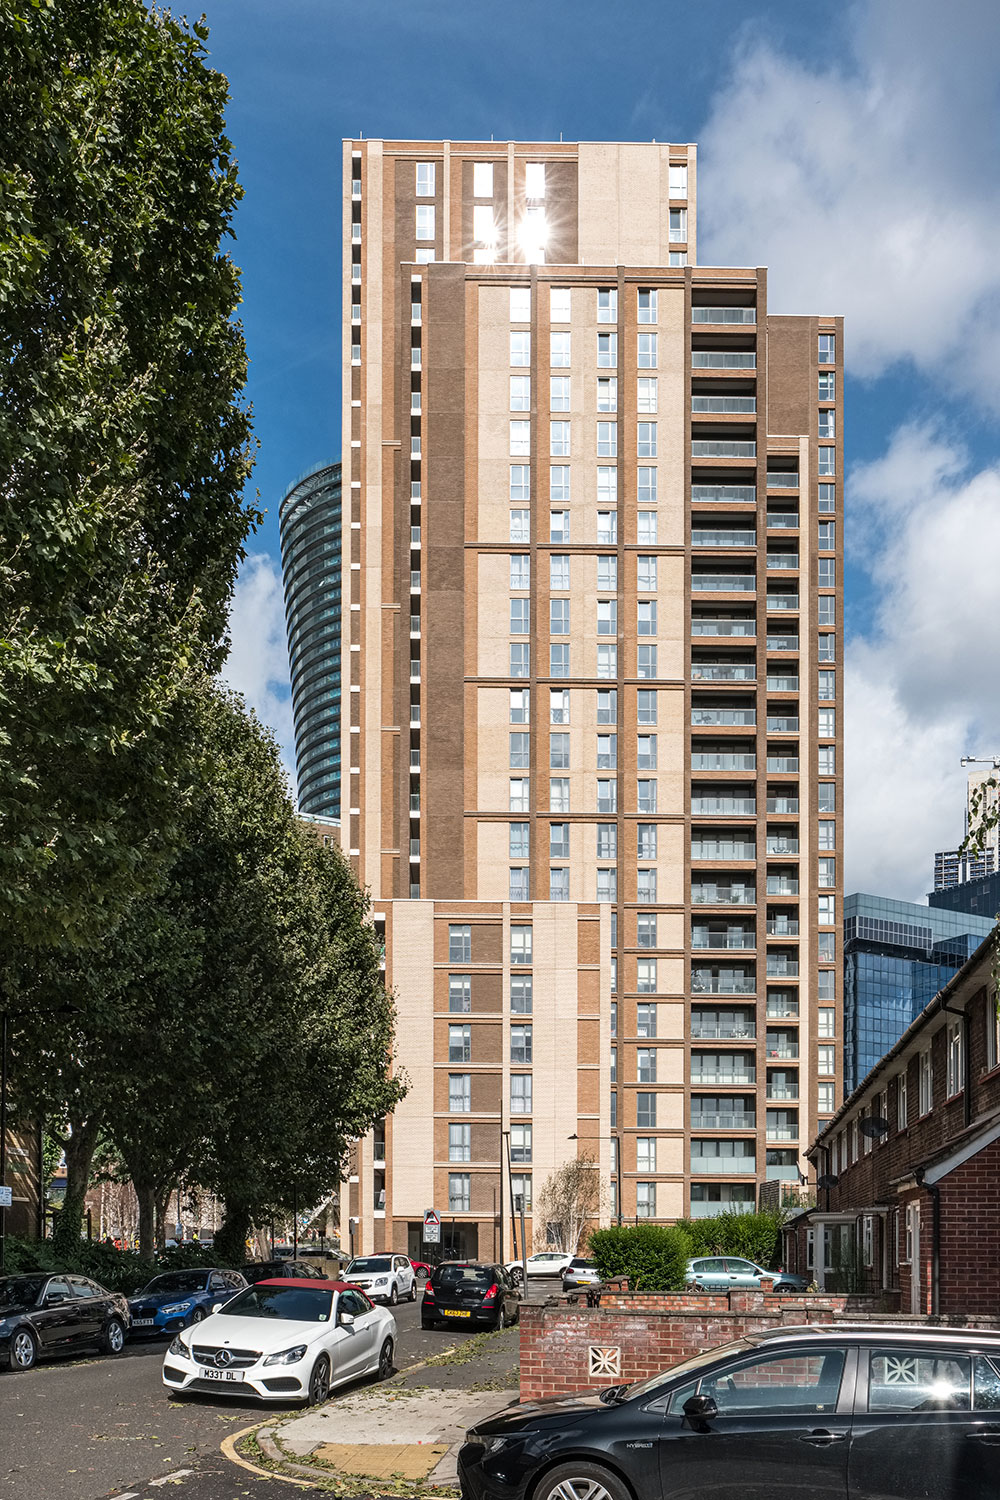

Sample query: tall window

[524,162,545,198]
[416,162,436,196]
[636,1093,656,1129]
[449,1123,471,1161]
[511,1074,532,1113]
[637,333,658,368]
[511,976,532,1014]
[449,925,471,962]
[550,376,571,410]
[637,289,658,323]
[510,687,530,723]
[448,1173,470,1211]
[550,287,571,322]
[637,1002,657,1036]
[511,925,532,964]
[448,975,471,1013]
[919,1049,933,1115]
[597,332,618,367]
[510,643,530,678]
[448,1024,471,1063]
[510,1122,532,1162]
[449,1074,471,1112]
[473,161,494,197]
[510,332,531,367]
[511,1024,533,1064]
[415,205,435,240]
[597,287,618,322]
[947,1023,963,1096]
[636,1182,657,1219]
[550,331,571,367]
[897,1070,908,1129]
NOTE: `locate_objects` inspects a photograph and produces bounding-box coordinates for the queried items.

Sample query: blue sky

[207,0,1000,902]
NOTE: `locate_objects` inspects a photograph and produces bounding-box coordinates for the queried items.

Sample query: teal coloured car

[685,1255,809,1292]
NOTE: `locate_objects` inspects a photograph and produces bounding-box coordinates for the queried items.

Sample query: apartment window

[597,376,618,412]
[637,510,658,544]
[817,1008,835,1040]
[511,1074,533,1113]
[509,287,531,322]
[510,554,530,590]
[473,161,494,197]
[549,777,570,813]
[510,332,531,367]
[637,823,658,859]
[596,287,618,324]
[610,1092,618,1128]
[818,1045,835,1076]
[510,925,532,966]
[637,333,658,368]
[919,1049,933,1115]
[637,734,658,770]
[597,509,618,544]
[637,288,658,323]
[818,557,836,588]
[509,822,530,860]
[449,925,472,962]
[818,409,836,440]
[636,377,658,415]
[667,162,688,198]
[549,421,570,457]
[819,747,836,777]
[597,779,617,814]
[448,1173,470,1211]
[449,1123,471,1162]
[550,688,570,724]
[637,468,657,506]
[550,466,571,503]
[636,1003,658,1039]
[549,822,570,860]
[510,375,530,411]
[818,448,836,476]
[818,483,836,514]
[819,371,836,400]
[818,783,836,813]
[550,866,569,902]
[510,598,530,634]
[524,161,545,198]
[818,597,836,628]
[818,820,836,852]
[510,509,530,543]
[668,251,687,266]
[416,162,436,196]
[819,857,836,889]
[509,464,530,501]
[597,643,618,680]
[511,1024,533,1064]
[610,1002,618,1039]
[550,510,570,543]
[448,1023,471,1063]
[596,823,617,859]
[550,732,570,769]
[819,670,836,701]
[596,732,618,769]
[414,248,435,264]
[449,1073,471,1112]
[817,1083,835,1114]
[610,1047,617,1083]
[637,421,657,458]
[632,559,657,597]
[415,204,435,240]
[668,207,687,241]
[637,868,658,903]
[550,331,571,368]
[550,287,571,322]
[511,976,532,1014]
[509,1123,533,1166]
[637,913,658,948]
[635,1181,656,1219]
[818,932,836,961]
[550,643,570,677]
[509,733,530,769]
[510,688,530,724]
[550,376,571,410]
[819,895,836,925]
[637,644,658,679]
[597,689,617,725]
[449,975,471,1013]
[636,961,657,996]
[509,420,531,456]
[635,690,657,726]
[597,332,618,367]
[510,643,530,678]
[636,1092,657,1128]
[597,421,618,458]
[550,598,570,635]
[637,779,657,814]
[897,1070,908,1128]
[947,1023,964,1096]
[637,601,658,637]
[509,778,529,813]
[819,333,836,362]
[597,600,618,637]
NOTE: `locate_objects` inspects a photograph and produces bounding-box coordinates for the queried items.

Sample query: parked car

[342,1254,416,1305]
[162,1278,395,1405]
[562,1258,602,1291]
[459,1323,1000,1500]
[244,1260,325,1284]
[407,1257,432,1279]
[421,1261,520,1331]
[128,1268,247,1335]
[684,1255,809,1293]
[505,1250,574,1284]
[0,1273,129,1372]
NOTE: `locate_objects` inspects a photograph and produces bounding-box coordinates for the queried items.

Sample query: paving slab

[279,1386,511,1456]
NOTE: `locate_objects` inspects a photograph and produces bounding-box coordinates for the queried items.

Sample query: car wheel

[421,1320,435,1331]
[534,1461,631,1500]
[306,1354,332,1406]
[510,1268,524,1289]
[101,1317,126,1356]
[377,1337,394,1380]
[497,1306,507,1331]
[189,1308,206,1326]
[407,1282,417,1302]
[10,1328,37,1371]
[389,1283,398,1306]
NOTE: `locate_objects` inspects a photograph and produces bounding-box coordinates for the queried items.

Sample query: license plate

[442,1309,472,1318]
[199,1367,244,1382]
[132,1319,155,1327]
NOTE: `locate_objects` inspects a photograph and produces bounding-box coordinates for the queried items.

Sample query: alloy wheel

[378,1338,394,1380]
[550,1480,614,1500]
[308,1355,331,1405]
[12,1330,36,1370]
[106,1319,125,1354]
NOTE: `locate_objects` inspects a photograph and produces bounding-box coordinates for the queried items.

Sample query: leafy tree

[0,0,257,952]
[588,1224,691,1291]
[677,1209,788,1268]
[534,1153,603,1254]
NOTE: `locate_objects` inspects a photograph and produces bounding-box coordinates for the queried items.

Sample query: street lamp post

[1,1010,8,1272]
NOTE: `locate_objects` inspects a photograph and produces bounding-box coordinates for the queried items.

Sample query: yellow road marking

[219,1423,316,1488]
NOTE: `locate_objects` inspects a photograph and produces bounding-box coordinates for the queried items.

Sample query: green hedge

[588,1224,691,1291]
[3,1236,243,1295]
[675,1210,786,1269]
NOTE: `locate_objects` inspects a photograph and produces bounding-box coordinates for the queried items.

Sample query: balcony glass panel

[766,716,799,732]
[692,440,757,458]
[766,956,800,977]
[767,797,799,814]
[766,593,799,610]
[691,663,756,682]
[765,1034,800,1058]
[766,993,799,1019]
[691,752,757,771]
[691,484,756,503]
[691,1055,756,1085]
[766,512,799,529]
[691,796,756,815]
[691,618,755,637]
[766,836,799,854]
[691,1152,757,1174]
[767,553,799,570]
[691,574,756,592]
[693,839,756,860]
[691,1012,756,1040]
[691,351,756,369]
[766,675,799,692]
[766,472,799,487]
[692,396,757,414]
[766,756,799,773]
[691,307,756,324]
[766,635,799,651]
[692,1100,757,1131]
[766,919,799,937]
[691,969,756,994]
[692,707,756,727]
[692,926,756,950]
[691,883,755,905]
[766,877,799,895]
[689,1187,757,1218]
[691,530,756,548]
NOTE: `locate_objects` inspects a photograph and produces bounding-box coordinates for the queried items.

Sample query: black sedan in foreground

[0,1273,129,1371]
[459,1323,1000,1500]
[422,1261,520,1330]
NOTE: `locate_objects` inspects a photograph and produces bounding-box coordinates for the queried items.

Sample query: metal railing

[691,484,756,503]
[766,472,799,487]
[692,307,756,324]
[693,440,757,458]
[692,574,756,592]
[691,351,757,368]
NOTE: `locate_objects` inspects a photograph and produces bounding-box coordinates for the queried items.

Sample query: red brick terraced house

[783,930,1000,1317]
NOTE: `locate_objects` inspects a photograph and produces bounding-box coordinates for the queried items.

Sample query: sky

[205,0,1000,904]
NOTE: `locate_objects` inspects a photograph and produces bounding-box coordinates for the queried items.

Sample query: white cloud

[697,0,1000,399]
[845,428,1000,899]
[220,552,296,784]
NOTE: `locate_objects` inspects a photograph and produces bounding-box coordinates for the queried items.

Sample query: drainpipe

[941,1003,973,1128]
[914,1166,941,1316]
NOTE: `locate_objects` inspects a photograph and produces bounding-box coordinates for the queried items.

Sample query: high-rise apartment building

[334,139,843,1256]
[933,768,1000,891]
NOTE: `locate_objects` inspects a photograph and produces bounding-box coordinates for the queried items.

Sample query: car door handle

[799,1430,847,1445]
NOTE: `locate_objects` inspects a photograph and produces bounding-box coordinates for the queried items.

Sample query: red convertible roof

[255,1278,357,1293]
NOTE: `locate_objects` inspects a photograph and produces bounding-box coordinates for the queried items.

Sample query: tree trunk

[214,1200,250,1264]
[50,1113,101,1260]
[154,1186,171,1251]
[135,1182,156,1261]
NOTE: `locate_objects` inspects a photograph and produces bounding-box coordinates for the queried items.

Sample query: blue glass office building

[844,893,995,1093]
[279,462,342,818]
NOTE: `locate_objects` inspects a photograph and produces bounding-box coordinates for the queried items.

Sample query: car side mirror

[44,1293,66,1307]
[211,1303,222,1314]
[683,1394,718,1429]
[339,1312,355,1328]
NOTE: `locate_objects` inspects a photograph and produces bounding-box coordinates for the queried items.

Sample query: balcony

[692,1112,757,1130]
[691,351,756,369]
[766,472,799,488]
[691,884,755,905]
[692,440,757,458]
[766,956,800,977]
[691,529,757,548]
[692,929,756,950]
[691,971,756,995]
[691,307,756,324]
[691,752,757,772]
[691,663,756,682]
[766,756,799,773]
[766,877,799,895]
[766,996,799,1019]
[693,840,756,860]
[691,796,756,815]
[767,593,799,611]
[692,1068,756,1086]
[767,716,799,732]
[690,1152,757,1174]
[767,796,799,814]
[766,675,800,693]
[692,396,757,414]
[767,1083,800,1101]
[766,1040,800,1059]
[691,484,756,503]
[767,553,799,570]
[766,512,799,529]
[692,618,755,637]
[692,1016,757,1040]
[766,635,799,651]
[766,837,799,857]
[692,707,756,727]
[766,1124,798,1142]
[692,574,756,592]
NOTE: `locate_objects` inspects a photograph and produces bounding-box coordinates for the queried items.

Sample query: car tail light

[424,1284,435,1300]
[482,1283,499,1304]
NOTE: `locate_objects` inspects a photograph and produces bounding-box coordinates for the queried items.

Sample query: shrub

[676,1210,787,1269]
[2,1235,243,1295]
[588,1224,692,1291]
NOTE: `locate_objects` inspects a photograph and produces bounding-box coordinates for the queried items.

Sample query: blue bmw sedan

[127,1268,246,1335]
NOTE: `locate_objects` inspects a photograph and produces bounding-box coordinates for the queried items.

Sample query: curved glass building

[279,461,342,818]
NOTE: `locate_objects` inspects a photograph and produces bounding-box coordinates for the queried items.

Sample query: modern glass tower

[280,461,342,818]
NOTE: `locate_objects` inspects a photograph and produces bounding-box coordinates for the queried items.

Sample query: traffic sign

[0,1186,12,1209]
[422,1207,441,1244]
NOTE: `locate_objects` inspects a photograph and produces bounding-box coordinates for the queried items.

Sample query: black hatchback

[421,1261,519,1331]
[459,1323,1000,1500]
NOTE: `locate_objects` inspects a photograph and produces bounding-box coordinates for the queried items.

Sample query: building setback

[335,138,843,1255]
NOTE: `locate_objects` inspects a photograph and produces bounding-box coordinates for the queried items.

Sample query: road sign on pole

[0,1186,12,1208]
[422,1208,441,1244]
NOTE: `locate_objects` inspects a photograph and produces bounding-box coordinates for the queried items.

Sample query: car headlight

[465,1431,514,1456]
[263,1344,308,1367]
[162,1301,193,1316]
[167,1334,192,1358]
[0,1318,12,1337]
[374,1277,388,1286]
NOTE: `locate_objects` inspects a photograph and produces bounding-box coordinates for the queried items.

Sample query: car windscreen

[346,1257,392,1274]
[220,1285,334,1322]
[570,1259,597,1269]
[0,1275,46,1308]
[140,1272,210,1296]
[432,1265,492,1289]
[626,1336,758,1400]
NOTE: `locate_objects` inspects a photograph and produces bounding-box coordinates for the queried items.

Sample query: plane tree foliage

[0,0,257,952]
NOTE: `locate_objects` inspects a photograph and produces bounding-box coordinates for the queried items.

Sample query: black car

[243,1260,325,1284]
[459,1323,1000,1500]
[0,1272,129,1372]
[421,1261,520,1331]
